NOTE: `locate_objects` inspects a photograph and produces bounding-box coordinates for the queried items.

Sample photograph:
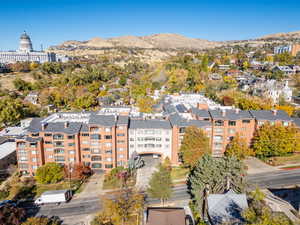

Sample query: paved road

[23,169,300,221]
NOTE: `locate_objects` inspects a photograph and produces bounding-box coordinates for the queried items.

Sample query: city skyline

[1,0,300,50]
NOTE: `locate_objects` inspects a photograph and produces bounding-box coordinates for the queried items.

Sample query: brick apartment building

[16,107,295,175]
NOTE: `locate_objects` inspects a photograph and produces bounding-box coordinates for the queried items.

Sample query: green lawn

[36,180,82,197]
[170,167,189,181]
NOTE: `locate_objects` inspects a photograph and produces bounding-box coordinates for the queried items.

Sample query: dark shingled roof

[293,118,300,128]
[175,104,188,113]
[209,109,253,120]
[117,116,129,125]
[163,104,177,114]
[80,123,89,132]
[88,115,116,126]
[146,207,186,225]
[27,118,44,133]
[169,113,211,128]
[249,110,292,121]
[26,137,42,142]
[129,119,171,129]
[43,122,82,134]
[191,108,211,118]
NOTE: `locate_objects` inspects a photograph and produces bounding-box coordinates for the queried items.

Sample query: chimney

[41,122,47,131]
[64,121,69,128]
[221,109,226,117]
[272,110,277,116]
[235,108,240,114]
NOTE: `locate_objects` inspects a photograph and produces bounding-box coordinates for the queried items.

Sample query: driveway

[244,157,278,175]
[135,154,161,191]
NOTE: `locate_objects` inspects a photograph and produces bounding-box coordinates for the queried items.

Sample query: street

[23,168,300,223]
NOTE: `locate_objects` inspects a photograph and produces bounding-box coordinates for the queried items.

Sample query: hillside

[50,33,221,51]
[259,30,300,40]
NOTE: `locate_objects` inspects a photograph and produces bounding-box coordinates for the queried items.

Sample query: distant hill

[51,33,221,50]
[259,30,300,40]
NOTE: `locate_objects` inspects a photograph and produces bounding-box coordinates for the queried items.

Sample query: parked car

[34,189,72,205]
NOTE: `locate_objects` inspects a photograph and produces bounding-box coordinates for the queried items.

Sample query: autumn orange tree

[225,134,253,160]
[252,123,300,158]
[180,126,210,168]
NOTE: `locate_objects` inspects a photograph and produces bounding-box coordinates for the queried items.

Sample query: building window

[213,143,223,149]
[68,135,75,139]
[69,150,75,154]
[118,154,124,159]
[91,149,101,154]
[91,142,99,146]
[179,127,186,133]
[242,120,250,124]
[83,154,90,159]
[137,144,143,148]
[32,133,39,137]
[130,144,134,148]
[165,138,170,142]
[117,148,124,151]
[17,142,26,148]
[81,133,89,137]
[106,157,112,162]
[129,138,134,141]
[117,140,125,144]
[83,148,90,151]
[54,149,65,154]
[155,137,161,141]
[105,135,112,139]
[45,148,53,151]
[48,155,53,159]
[165,144,169,148]
[53,134,64,140]
[144,144,155,148]
[91,156,102,161]
[105,143,112,147]
[118,126,124,130]
[214,128,224,134]
[45,141,52,144]
[69,158,75,162]
[145,130,155,135]
[19,163,28,169]
[68,143,75,147]
[92,163,102,168]
[91,134,101,140]
[105,150,112,154]
[44,133,52,137]
[283,121,289,126]
[214,135,223,141]
[155,144,162,148]
[90,127,99,132]
[117,133,125,137]
[214,120,224,126]
[105,164,113,169]
[82,140,89,145]
[31,150,37,154]
[229,121,236,126]
[105,127,111,132]
[32,157,37,162]
[228,128,235,134]
[30,143,37,148]
[32,165,38,170]
[155,130,162,135]
[54,156,65,162]
[54,141,64,147]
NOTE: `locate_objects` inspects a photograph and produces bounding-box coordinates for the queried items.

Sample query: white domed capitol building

[0,32,68,64]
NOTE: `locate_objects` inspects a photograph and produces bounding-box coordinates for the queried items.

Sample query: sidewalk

[244,157,279,175]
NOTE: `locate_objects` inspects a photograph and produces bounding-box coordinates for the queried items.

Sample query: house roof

[117,116,129,125]
[169,113,211,128]
[146,207,186,225]
[292,118,300,128]
[208,190,248,225]
[191,108,211,118]
[209,109,253,120]
[129,119,171,129]
[0,141,16,160]
[249,110,292,121]
[88,115,116,126]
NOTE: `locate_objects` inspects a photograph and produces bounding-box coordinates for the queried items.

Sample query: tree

[225,134,253,160]
[13,78,32,91]
[136,96,154,113]
[180,126,210,168]
[0,204,26,225]
[22,216,62,225]
[35,163,64,184]
[101,189,144,225]
[189,154,245,217]
[147,164,172,205]
[0,97,25,127]
[64,163,92,181]
[252,123,300,158]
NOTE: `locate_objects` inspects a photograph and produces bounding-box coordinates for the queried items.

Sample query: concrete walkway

[74,172,104,200]
[244,157,278,175]
[136,155,160,191]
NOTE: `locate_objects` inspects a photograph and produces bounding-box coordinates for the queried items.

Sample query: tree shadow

[269,187,300,210]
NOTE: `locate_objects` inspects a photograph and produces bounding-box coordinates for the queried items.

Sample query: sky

[1,0,300,50]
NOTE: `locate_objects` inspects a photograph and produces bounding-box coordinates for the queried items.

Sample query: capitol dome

[19,31,33,53]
